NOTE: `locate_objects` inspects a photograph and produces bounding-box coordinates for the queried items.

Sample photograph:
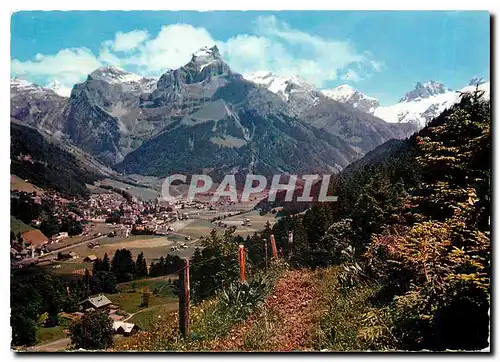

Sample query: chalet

[84,254,98,262]
[68,251,79,259]
[21,230,48,248]
[80,294,112,312]
[112,321,140,336]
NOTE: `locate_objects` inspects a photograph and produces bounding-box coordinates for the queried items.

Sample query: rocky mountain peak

[11,77,64,99]
[244,71,319,110]
[186,45,229,75]
[89,66,144,84]
[322,84,380,114]
[191,45,222,62]
[11,77,42,91]
[399,80,451,103]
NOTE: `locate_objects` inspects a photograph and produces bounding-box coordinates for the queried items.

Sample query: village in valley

[10,174,278,351]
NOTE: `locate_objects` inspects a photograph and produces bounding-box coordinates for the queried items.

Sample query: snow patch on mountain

[373,80,490,127]
[322,79,489,128]
[11,77,66,99]
[90,66,144,83]
[244,71,320,105]
[322,84,380,113]
[191,45,223,71]
[11,78,43,92]
[88,66,158,93]
[399,81,451,103]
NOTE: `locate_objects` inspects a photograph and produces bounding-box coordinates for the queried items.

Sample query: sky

[11,11,490,105]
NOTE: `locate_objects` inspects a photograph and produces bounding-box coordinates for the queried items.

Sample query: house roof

[84,254,97,261]
[21,230,48,247]
[113,321,137,333]
[69,251,78,257]
[81,294,112,309]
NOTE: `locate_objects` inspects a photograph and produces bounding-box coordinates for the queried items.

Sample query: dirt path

[29,337,70,352]
[122,306,150,322]
[210,269,321,351]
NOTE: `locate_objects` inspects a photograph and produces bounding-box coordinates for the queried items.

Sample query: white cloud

[341,69,363,82]
[221,16,373,88]
[11,48,101,89]
[112,30,149,52]
[370,60,386,73]
[11,16,384,91]
[124,24,216,74]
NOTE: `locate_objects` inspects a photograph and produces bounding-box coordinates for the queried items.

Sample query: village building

[80,294,112,312]
[50,232,69,243]
[83,254,98,262]
[112,321,140,336]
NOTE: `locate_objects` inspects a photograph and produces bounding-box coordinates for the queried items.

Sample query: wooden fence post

[178,257,190,339]
[264,239,268,270]
[239,244,246,282]
[270,234,278,259]
[288,231,294,260]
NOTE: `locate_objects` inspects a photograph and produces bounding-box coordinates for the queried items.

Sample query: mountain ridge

[11,45,418,177]
[321,78,490,128]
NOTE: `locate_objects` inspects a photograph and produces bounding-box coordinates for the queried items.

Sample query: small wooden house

[80,294,112,312]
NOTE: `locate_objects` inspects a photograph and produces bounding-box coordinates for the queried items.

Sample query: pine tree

[135,252,148,278]
[92,258,103,274]
[102,253,110,272]
[82,269,91,298]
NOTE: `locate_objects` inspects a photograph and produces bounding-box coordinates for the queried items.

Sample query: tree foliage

[69,310,114,350]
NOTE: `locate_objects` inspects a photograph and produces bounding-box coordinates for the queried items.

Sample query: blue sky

[11,11,490,104]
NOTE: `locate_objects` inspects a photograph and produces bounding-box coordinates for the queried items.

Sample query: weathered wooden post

[264,238,268,270]
[239,244,246,282]
[270,234,278,259]
[288,231,294,260]
[178,257,190,339]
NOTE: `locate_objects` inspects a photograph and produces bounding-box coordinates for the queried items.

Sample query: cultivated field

[223,210,277,237]
[42,211,276,278]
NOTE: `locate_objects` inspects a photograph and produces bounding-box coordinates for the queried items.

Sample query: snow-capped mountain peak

[192,45,221,60]
[190,45,224,72]
[322,84,357,101]
[318,78,489,129]
[399,80,451,103]
[11,77,66,98]
[89,66,145,84]
[372,80,489,128]
[88,66,157,93]
[322,84,380,113]
[244,71,317,104]
[11,77,41,91]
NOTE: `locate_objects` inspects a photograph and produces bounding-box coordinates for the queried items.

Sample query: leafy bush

[69,310,113,350]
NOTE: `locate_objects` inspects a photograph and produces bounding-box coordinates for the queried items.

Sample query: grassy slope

[11,215,35,235]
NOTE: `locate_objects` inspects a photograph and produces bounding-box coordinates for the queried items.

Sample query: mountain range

[11,45,427,181]
[320,79,490,128]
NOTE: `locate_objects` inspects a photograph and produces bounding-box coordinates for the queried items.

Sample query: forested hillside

[271,89,491,350]
[10,122,101,197]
